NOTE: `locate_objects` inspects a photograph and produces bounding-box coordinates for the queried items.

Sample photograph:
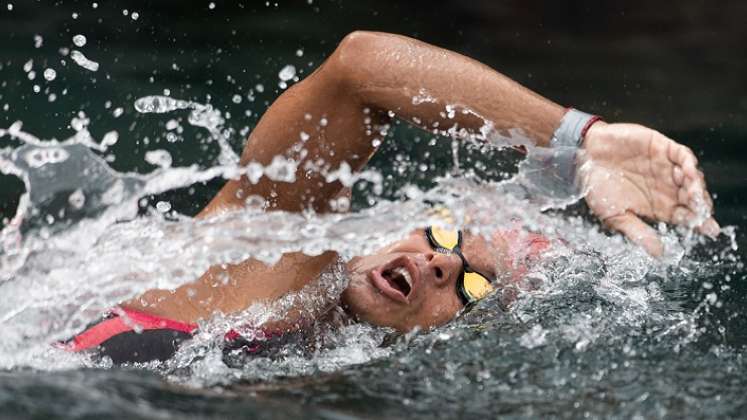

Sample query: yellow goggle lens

[429,226,460,250]
[462,272,494,300]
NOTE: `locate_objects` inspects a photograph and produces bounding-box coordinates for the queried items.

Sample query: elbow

[322,31,388,91]
[336,30,384,56]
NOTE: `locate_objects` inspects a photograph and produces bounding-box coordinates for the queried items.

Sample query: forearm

[335,31,566,146]
[122,251,338,323]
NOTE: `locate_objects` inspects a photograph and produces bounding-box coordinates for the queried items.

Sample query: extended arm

[199,31,565,216]
[202,31,716,250]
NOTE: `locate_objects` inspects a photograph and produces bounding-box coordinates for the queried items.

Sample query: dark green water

[1,1,746,419]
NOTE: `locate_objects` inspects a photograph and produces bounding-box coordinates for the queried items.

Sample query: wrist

[550,108,603,149]
[514,108,603,206]
[580,120,609,154]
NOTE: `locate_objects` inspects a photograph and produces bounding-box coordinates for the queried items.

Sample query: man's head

[341,228,509,332]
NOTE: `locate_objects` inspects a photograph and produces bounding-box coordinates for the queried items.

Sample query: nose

[424,251,463,287]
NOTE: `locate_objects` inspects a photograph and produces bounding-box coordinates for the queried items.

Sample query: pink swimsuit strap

[62,307,198,352]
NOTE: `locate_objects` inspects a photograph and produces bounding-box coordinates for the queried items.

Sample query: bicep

[199,59,382,217]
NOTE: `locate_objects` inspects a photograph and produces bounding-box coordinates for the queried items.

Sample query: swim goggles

[425,226,495,306]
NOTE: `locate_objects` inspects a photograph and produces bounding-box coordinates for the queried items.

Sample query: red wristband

[579,115,603,145]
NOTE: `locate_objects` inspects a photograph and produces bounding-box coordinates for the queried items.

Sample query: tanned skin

[124,32,717,328]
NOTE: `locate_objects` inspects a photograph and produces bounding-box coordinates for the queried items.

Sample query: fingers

[700,217,721,238]
[672,165,688,188]
[680,178,709,210]
[670,206,720,237]
[667,142,707,208]
[668,142,699,177]
[604,212,664,257]
[679,170,719,232]
[671,206,695,225]
[676,179,709,212]
[665,138,720,236]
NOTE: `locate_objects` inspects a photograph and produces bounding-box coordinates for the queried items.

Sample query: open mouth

[369,256,419,304]
[381,267,413,297]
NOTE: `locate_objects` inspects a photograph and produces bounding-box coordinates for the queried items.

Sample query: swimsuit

[63,307,305,365]
[62,308,198,364]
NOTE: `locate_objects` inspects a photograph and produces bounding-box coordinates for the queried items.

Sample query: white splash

[135,95,238,166]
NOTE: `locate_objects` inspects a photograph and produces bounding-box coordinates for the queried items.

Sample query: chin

[340,272,402,330]
[340,272,377,320]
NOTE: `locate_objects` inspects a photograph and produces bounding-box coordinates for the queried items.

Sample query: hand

[580,122,719,256]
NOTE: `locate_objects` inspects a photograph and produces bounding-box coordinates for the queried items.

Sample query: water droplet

[244,195,266,209]
[134,95,192,114]
[43,68,56,81]
[232,94,242,104]
[72,34,87,47]
[23,59,33,73]
[32,85,40,93]
[24,146,70,168]
[208,2,215,9]
[246,162,264,184]
[101,131,119,148]
[71,12,78,19]
[112,107,123,118]
[156,201,172,213]
[145,149,173,168]
[68,189,86,209]
[70,50,99,72]
[131,11,139,20]
[33,35,43,48]
[255,83,264,93]
[70,112,90,132]
[278,64,296,82]
[8,120,22,134]
[295,49,304,57]
[7,3,13,11]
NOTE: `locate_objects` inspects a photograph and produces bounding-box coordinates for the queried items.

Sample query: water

[1,1,746,419]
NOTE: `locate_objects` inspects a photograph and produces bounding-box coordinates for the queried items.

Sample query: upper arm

[199,36,386,217]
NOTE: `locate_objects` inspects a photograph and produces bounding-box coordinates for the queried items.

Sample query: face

[341,229,508,332]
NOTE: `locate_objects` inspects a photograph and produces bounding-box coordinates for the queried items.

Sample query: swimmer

[64,31,719,363]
